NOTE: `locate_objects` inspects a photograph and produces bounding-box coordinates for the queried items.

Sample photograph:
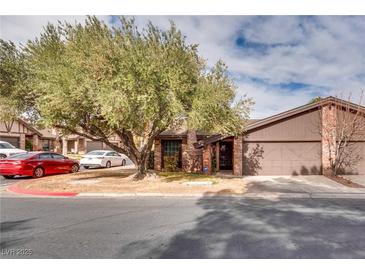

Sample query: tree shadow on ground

[0,218,36,249]
[119,196,365,258]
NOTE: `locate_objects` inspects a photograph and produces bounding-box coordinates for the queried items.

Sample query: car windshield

[0,142,15,149]
[86,151,105,156]
[6,152,36,160]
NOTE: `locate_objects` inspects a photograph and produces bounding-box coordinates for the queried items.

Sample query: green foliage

[25,139,32,151]
[0,16,253,175]
[0,40,35,121]
[163,155,179,172]
[308,96,322,104]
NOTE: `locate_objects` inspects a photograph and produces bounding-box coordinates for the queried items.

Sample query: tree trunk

[132,151,150,179]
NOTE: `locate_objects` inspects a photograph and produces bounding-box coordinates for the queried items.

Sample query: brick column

[182,130,198,172]
[233,136,243,176]
[203,144,212,174]
[32,134,40,151]
[19,133,26,150]
[53,139,61,153]
[322,104,337,175]
[74,138,79,153]
[215,142,220,172]
[78,138,87,154]
[62,137,68,155]
[154,139,162,171]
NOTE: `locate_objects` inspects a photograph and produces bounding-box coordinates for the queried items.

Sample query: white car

[0,141,27,159]
[80,150,128,169]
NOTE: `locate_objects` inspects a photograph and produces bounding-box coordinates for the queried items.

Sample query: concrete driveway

[244,175,364,194]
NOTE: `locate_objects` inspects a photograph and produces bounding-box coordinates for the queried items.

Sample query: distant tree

[0,17,253,178]
[309,96,323,104]
[0,40,35,121]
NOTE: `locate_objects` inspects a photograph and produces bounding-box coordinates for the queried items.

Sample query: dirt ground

[17,167,248,195]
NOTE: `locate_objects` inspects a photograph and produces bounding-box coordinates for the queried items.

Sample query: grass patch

[158,171,215,183]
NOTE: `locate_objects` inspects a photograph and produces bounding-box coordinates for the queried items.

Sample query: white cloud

[1,15,364,118]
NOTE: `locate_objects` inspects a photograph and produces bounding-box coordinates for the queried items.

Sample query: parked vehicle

[0,152,79,179]
[80,150,127,169]
[0,141,26,159]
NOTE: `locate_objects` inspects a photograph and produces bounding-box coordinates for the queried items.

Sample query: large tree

[0,16,253,177]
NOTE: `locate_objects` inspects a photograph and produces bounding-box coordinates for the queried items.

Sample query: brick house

[154,97,365,176]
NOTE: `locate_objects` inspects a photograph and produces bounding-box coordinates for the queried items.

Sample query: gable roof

[17,118,43,137]
[245,96,365,132]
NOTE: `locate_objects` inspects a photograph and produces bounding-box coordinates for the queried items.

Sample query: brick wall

[19,133,26,150]
[321,103,337,175]
[182,130,202,172]
[202,144,212,174]
[233,136,243,176]
[154,139,162,171]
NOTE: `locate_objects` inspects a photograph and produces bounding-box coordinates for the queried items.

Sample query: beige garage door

[86,141,103,152]
[0,136,20,148]
[340,142,365,175]
[243,142,322,175]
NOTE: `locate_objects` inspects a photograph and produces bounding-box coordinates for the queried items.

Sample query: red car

[0,152,80,179]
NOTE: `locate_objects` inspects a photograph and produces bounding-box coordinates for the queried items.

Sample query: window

[51,153,65,160]
[7,153,36,160]
[106,152,114,156]
[38,153,52,159]
[162,140,182,168]
[163,141,181,157]
[0,142,15,149]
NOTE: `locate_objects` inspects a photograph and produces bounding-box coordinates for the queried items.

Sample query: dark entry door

[219,142,233,170]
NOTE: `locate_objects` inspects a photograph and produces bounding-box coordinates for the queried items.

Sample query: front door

[219,142,233,170]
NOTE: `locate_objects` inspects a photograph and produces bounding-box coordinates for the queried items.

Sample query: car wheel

[84,166,89,169]
[0,154,6,159]
[121,159,126,166]
[106,161,111,168]
[33,167,44,178]
[71,164,79,173]
[4,175,15,179]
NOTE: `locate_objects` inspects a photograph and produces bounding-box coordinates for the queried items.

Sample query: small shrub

[163,155,179,172]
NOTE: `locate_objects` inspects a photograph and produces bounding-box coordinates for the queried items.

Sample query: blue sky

[1,16,365,118]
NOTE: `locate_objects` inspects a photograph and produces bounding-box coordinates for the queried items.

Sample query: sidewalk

[6,181,365,199]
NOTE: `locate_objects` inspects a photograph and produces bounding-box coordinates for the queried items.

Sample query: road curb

[77,192,365,199]
[7,182,78,197]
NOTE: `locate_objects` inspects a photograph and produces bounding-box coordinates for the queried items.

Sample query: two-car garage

[243,141,322,175]
[242,102,365,176]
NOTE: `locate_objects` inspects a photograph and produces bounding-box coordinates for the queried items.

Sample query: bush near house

[163,155,179,172]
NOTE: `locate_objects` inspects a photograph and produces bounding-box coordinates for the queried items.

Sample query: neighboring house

[0,119,122,154]
[0,119,55,151]
[154,97,365,176]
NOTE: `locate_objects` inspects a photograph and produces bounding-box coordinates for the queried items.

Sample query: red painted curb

[7,183,78,197]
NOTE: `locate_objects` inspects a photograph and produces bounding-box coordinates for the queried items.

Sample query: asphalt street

[1,196,365,258]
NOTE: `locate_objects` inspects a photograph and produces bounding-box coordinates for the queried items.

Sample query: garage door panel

[243,142,322,175]
[0,136,20,148]
[86,141,103,152]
